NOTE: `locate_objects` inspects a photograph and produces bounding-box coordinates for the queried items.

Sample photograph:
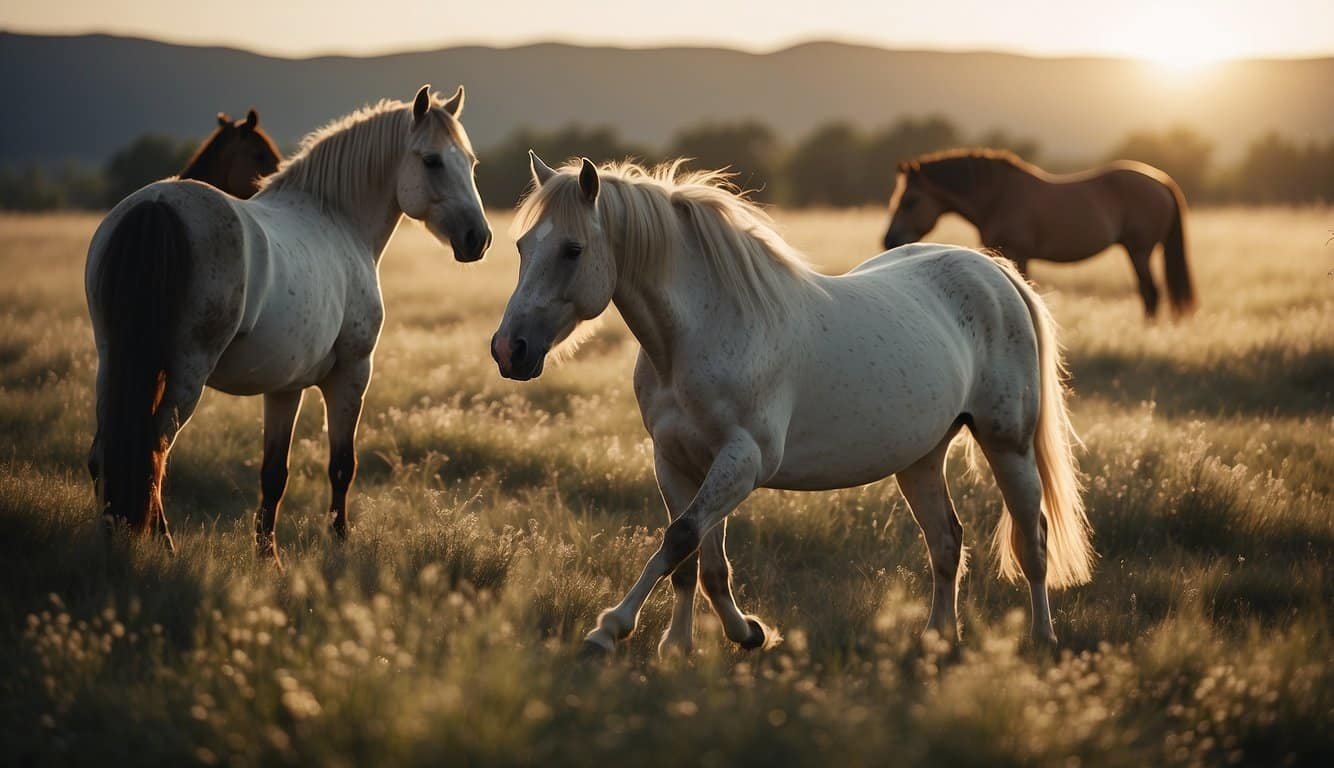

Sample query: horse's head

[491,152,612,381]
[396,85,491,263]
[209,110,282,198]
[883,161,947,251]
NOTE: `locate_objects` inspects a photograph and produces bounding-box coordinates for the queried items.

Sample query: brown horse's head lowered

[179,109,282,198]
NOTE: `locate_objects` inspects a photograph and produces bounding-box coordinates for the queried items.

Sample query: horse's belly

[769,399,959,490]
[208,323,340,395]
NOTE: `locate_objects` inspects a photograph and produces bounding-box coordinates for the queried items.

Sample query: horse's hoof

[578,638,613,661]
[330,522,348,541]
[738,616,777,651]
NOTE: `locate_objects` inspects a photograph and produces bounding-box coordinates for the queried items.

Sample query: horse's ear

[578,157,599,203]
[442,85,465,118]
[529,149,557,186]
[412,85,431,124]
[217,113,231,127]
[244,109,259,130]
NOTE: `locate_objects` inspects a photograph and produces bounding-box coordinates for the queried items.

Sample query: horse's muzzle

[491,331,545,380]
[452,224,492,263]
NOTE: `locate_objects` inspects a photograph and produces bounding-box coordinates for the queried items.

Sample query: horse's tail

[991,258,1094,590]
[1162,180,1196,316]
[92,198,192,531]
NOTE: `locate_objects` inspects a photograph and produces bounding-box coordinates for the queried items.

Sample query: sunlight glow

[1120,6,1235,77]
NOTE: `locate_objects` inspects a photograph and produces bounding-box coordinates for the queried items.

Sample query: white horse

[86,85,489,562]
[492,154,1093,655]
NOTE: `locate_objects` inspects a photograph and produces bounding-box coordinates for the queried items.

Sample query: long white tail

[993,259,1094,589]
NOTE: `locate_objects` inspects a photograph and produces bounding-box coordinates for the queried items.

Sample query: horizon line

[3,26,1333,64]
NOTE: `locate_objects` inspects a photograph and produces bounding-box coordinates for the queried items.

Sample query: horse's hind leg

[1126,244,1160,319]
[896,430,965,643]
[148,363,211,550]
[318,358,370,540]
[976,440,1057,646]
[256,389,304,563]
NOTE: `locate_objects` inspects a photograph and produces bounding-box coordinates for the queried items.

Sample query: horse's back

[772,245,1035,488]
[845,243,1021,308]
[836,244,1039,399]
[848,242,961,275]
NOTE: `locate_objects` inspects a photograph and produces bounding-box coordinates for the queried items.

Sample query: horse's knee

[670,558,698,593]
[663,517,700,566]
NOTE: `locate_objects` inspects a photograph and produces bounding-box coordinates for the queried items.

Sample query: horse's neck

[351,197,404,259]
[339,191,402,265]
[612,262,688,378]
[178,145,219,183]
[263,184,402,262]
[611,234,776,379]
[935,162,1004,227]
[262,110,407,259]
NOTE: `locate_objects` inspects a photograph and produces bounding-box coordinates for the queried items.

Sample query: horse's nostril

[512,337,528,363]
[463,228,481,252]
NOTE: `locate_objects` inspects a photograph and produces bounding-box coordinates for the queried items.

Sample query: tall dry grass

[0,207,1329,766]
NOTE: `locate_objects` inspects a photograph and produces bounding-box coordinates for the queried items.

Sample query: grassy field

[0,207,1330,766]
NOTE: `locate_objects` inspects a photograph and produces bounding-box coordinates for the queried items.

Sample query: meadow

[0,207,1330,766]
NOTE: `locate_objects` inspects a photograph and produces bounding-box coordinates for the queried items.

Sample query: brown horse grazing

[178,109,282,198]
[883,149,1196,318]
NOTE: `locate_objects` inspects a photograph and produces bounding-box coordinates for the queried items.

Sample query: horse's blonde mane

[515,160,819,321]
[259,98,422,212]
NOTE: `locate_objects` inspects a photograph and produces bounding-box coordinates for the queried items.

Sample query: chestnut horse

[883,149,1196,318]
[178,109,282,198]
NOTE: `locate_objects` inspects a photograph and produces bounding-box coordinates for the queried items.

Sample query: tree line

[3,118,1332,211]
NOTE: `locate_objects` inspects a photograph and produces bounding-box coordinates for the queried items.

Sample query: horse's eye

[561,242,584,261]
[423,154,444,169]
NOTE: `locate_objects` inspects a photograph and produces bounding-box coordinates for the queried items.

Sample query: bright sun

[1120,6,1233,77]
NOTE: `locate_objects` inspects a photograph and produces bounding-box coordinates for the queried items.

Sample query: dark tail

[92,199,192,531]
[1162,181,1196,316]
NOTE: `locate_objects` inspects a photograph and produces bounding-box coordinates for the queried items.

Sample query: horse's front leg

[582,431,763,657]
[699,520,777,650]
[654,456,702,657]
[318,359,371,540]
[255,389,304,563]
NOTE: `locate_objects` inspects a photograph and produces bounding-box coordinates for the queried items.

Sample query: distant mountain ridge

[2,31,1332,169]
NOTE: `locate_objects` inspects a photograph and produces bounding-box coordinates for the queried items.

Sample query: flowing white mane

[258,99,414,212]
[515,160,821,321]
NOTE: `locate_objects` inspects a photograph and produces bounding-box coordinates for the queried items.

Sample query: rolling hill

[2,30,1331,169]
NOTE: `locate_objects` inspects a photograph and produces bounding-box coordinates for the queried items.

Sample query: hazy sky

[2,0,1331,61]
